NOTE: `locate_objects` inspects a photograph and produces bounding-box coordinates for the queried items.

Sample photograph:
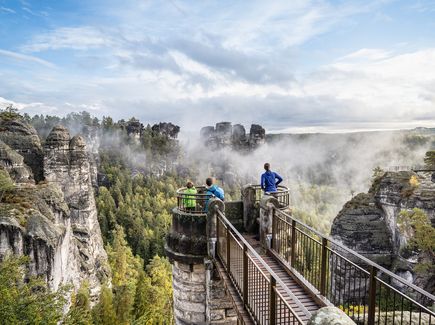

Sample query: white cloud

[0,49,55,67]
[337,48,392,61]
[0,6,16,14]
[0,97,57,113]
[22,27,114,52]
[297,48,435,121]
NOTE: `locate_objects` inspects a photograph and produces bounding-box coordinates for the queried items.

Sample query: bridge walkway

[215,211,324,324]
[214,206,435,325]
[245,234,323,322]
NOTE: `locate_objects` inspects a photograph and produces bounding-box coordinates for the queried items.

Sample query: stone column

[166,198,239,324]
[241,185,257,233]
[206,198,225,259]
[165,208,208,324]
[259,195,279,250]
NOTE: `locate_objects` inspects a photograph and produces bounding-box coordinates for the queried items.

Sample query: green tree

[134,256,173,324]
[0,104,21,120]
[0,169,14,202]
[92,284,117,325]
[64,282,93,325]
[0,256,68,325]
[372,166,384,179]
[107,226,143,325]
[398,208,435,255]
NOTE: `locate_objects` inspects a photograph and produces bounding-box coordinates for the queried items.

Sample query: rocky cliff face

[0,120,109,299]
[200,122,266,151]
[0,119,44,182]
[331,169,435,294]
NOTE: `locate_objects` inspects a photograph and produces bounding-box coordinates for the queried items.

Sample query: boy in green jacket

[183,181,197,212]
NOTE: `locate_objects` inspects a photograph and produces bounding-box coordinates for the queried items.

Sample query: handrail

[176,186,210,214]
[250,184,290,209]
[176,186,210,197]
[216,209,311,319]
[274,208,435,301]
[385,165,435,172]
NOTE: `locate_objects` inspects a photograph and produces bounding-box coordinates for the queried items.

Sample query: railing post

[271,207,276,250]
[290,219,296,268]
[269,276,276,325]
[367,265,378,325]
[243,243,248,307]
[226,227,231,273]
[320,237,328,296]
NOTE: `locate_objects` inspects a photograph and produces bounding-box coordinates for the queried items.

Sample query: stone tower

[165,197,237,324]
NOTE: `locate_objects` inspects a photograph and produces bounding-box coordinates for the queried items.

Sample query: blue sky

[0,0,435,132]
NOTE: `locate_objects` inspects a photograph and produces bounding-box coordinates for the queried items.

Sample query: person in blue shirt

[205,177,224,211]
[261,163,283,193]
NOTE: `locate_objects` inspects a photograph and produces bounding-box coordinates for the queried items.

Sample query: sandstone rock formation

[308,307,356,325]
[331,168,435,296]
[0,120,109,300]
[200,122,266,150]
[152,122,180,139]
[125,119,143,140]
[0,119,44,182]
[0,140,34,183]
[249,124,266,148]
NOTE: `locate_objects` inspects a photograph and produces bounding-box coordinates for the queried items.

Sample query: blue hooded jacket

[206,184,225,200]
[205,184,224,212]
[261,170,283,193]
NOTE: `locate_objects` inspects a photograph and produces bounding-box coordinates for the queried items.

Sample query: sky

[0,0,435,133]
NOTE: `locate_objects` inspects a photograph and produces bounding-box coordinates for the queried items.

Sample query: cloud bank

[0,0,434,132]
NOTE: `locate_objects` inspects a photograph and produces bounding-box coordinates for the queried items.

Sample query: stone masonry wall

[172,259,239,324]
[172,260,207,324]
[206,267,238,324]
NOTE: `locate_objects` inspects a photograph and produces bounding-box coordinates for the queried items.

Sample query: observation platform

[168,185,435,324]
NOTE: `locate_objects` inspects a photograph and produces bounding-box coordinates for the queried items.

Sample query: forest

[1,109,435,324]
[0,110,182,324]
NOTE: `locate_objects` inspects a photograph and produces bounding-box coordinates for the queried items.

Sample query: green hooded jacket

[183,187,197,208]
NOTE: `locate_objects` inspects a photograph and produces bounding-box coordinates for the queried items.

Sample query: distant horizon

[3,106,435,135]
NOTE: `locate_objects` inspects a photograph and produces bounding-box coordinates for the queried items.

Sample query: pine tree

[0,169,14,202]
[133,256,173,324]
[0,256,68,324]
[92,284,117,325]
[106,225,143,325]
[64,282,93,325]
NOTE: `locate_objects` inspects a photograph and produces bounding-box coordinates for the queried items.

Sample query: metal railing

[251,184,290,210]
[176,186,210,214]
[271,208,435,324]
[385,165,435,172]
[216,209,307,324]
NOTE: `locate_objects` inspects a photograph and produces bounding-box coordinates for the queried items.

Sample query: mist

[179,128,433,233]
[24,112,434,234]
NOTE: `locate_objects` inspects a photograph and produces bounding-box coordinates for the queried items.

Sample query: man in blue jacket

[261,163,283,194]
[205,177,224,211]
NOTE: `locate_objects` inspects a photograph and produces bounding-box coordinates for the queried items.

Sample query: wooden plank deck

[215,234,323,324]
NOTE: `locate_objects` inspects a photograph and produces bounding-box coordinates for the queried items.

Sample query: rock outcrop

[0,140,34,183]
[152,122,180,139]
[249,124,266,148]
[200,122,266,150]
[0,119,44,182]
[331,167,435,296]
[126,119,143,140]
[0,120,109,300]
[308,307,356,325]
